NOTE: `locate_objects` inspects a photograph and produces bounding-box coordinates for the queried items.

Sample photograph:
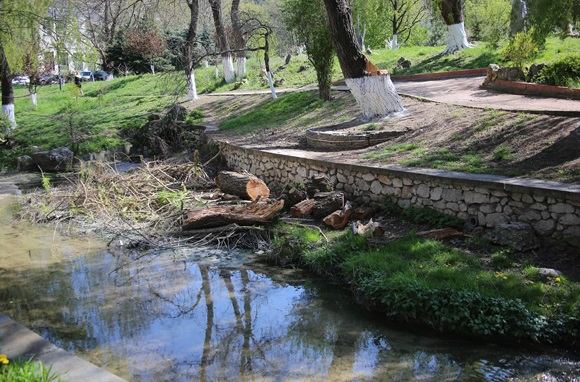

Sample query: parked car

[80,71,93,81]
[39,75,59,85]
[93,71,109,81]
[11,75,30,85]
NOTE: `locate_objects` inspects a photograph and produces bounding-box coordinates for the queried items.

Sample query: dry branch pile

[17,160,273,250]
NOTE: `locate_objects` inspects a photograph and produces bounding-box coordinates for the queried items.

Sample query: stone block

[550,203,575,214]
[522,194,534,204]
[362,173,375,182]
[378,175,391,185]
[442,188,462,202]
[416,184,430,198]
[532,220,556,236]
[430,187,443,201]
[559,213,580,226]
[485,222,540,250]
[370,180,383,195]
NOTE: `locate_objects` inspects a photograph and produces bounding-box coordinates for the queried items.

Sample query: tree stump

[215,171,270,201]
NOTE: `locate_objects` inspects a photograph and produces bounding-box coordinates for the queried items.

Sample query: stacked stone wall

[217,143,580,245]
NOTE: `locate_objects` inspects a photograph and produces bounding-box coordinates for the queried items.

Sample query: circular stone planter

[306,123,407,150]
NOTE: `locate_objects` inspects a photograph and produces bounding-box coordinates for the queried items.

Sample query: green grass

[219,91,326,134]
[7,74,179,167]
[0,356,61,382]
[273,224,580,345]
[3,36,578,171]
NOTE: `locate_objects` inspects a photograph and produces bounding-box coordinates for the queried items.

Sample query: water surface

[1,194,579,381]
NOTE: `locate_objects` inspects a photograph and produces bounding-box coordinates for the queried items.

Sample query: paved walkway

[393,76,580,115]
[208,75,579,115]
[0,313,126,382]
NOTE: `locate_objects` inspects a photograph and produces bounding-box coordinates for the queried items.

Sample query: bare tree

[230,0,247,78]
[184,0,200,100]
[209,0,235,83]
[323,0,404,117]
[387,0,427,50]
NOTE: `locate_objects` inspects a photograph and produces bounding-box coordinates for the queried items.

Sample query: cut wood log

[183,199,284,230]
[215,171,270,201]
[323,201,353,229]
[306,175,334,197]
[290,199,315,218]
[312,191,345,220]
[287,186,308,207]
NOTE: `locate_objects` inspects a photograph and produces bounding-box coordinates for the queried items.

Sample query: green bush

[501,28,540,69]
[535,54,580,88]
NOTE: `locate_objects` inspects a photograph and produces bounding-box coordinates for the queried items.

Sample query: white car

[11,75,30,85]
[80,71,93,81]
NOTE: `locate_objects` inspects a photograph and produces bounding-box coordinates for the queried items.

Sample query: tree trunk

[440,0,472,53]
[0,46,16,129]
[264,33,277,99]
[182,200,284,230]
[186,71,198,101]
[391,34,399,50]
[184,0,200,102]
[209,0,235,83]
[215,171,270,201]
[443,22,473,53]
[323,0,404,117]
[222,54,235,84]
[509,0,528,35]
[231,0,247,79]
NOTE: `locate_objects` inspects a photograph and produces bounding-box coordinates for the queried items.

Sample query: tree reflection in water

[1,247,579,381]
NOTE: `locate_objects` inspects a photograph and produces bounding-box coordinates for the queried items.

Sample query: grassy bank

[271,216,580,348]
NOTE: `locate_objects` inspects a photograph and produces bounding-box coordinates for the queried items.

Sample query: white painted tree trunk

[222,54,235,83]
[391,34,399,50]
[235,56,246,79]
[150,64,156,75]
[215,66,219,79]
[30,92,37,106]
[186,71,199,101]
[2,104,16,130]
[267,72,277,99]
[204,60,209,68]
[345,75,404,118]
[443,22,473,54]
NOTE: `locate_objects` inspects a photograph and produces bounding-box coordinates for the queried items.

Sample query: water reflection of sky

[2,231,580,380]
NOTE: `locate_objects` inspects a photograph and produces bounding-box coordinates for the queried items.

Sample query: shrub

[535,54,580,88]
[501,28,539,69]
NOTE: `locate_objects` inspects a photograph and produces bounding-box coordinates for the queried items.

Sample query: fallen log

[312,192,345,220]
[323,201,353,229]
[183,199,284,230]
[290,199,315,218]
[215,171,270,201]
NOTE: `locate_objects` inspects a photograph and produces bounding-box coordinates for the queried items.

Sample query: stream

[1,181,580,381]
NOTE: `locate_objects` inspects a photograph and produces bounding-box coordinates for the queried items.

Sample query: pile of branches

[18,158,270,251]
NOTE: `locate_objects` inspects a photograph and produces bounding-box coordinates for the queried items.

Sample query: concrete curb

[0,313,126,382]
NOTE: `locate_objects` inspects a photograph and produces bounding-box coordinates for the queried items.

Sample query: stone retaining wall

[217,142,580,246]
